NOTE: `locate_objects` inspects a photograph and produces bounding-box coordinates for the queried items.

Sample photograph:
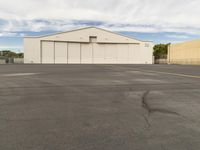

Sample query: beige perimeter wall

[168,39,200,65]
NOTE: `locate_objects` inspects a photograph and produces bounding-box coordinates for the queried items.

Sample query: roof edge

[24,26,93,38]
[24,26,153,43]
[171,38,200,45]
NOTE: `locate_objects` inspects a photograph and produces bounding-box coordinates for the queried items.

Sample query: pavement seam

[112,65,200,79]
[135,69,200,79]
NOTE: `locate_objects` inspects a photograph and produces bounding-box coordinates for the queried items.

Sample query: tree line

[0,50,24,58]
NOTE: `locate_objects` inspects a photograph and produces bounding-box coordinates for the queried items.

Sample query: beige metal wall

[55,42,68,64]
[40,27,140,44]
[42,41,54,64]
[168,40,200,65]
[68,43,81,64]
[24,38,40,63]
[24,27,153,64]
[93,43,105,64]
[81,43,93,64]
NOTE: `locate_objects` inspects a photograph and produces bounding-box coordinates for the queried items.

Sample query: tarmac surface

[0,64,200,150]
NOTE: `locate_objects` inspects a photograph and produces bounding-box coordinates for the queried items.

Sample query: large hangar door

[42,41,54,64]
[55,42,68,64]
[81,43,93,64]
[134,44,142,64]
[117,44,129,64]
[128,44,136,64]
[105,44,117,64]
[93,44,105,64]
[68,43,81,64]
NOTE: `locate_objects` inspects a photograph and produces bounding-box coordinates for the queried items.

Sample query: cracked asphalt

[0,64,200,150]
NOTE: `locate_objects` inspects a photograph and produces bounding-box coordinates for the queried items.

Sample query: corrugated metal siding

[42,41,54,64]
[68,43,81,64]
[169,40,200,65]
[55,42,68,64]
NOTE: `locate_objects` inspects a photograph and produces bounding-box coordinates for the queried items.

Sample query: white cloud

[165,34,190,39]
[0,32,17,37]
[0,0,200,34]
[0,32,25,37]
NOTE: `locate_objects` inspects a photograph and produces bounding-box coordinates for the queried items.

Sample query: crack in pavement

[142,91,180,116]
[141,90,181,130]
[143,115,151,129]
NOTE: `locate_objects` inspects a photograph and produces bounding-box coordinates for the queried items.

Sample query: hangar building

[24,27,153,64]
[168,39,200,65]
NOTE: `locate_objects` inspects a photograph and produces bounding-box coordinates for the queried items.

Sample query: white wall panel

[140,43,153,64]
[42,41,54,64]
[133,44,142,64]
[68,43,81,64]
[139,44,146,64]
[104,44,117,64]
[55,42,68,64]
[128,44,135,64]
[117,44,129,64]
[81,43,93,64]
[24,38,41,63]
[93,44,105,64]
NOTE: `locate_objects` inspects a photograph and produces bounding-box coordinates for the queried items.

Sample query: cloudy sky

[0,0,200,52]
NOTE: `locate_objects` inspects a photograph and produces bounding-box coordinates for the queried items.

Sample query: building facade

[168,40,200,65]
[24,27,153,64]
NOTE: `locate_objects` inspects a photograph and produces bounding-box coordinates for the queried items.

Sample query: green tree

[153,44,169,59]
[17,53,24,58]
[0,50,24,58]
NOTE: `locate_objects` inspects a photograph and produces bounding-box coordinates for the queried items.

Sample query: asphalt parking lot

[0,64,200,150]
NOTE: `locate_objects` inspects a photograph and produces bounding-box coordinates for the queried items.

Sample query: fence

[14,58,24,64]
[0,58,24,64]
[155,59,168,64]
[0,59,6,64]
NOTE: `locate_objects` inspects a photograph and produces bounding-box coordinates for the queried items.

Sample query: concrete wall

[14,58,24,64]
[0,59,6,64]
[168,40,200,65]
[155,59,167,64]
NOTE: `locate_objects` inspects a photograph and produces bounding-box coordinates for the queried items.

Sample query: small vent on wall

[90,36,97,43]
[145,43,150,47]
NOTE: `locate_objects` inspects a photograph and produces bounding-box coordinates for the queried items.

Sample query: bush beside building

[153,44,168,64]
